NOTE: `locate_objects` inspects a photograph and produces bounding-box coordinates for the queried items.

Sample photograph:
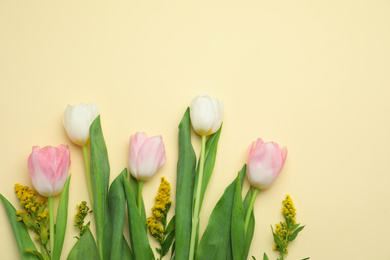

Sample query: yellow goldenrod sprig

[74,201,91,238]
[270,195,307,260]
[14,184,50,254]
[146,177,175,260]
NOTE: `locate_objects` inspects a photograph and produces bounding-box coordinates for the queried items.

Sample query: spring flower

[190,94,224,136]
[63,103,100,146]
[247,138,287,189]
[128,132,167,181]
[28,145,70,197]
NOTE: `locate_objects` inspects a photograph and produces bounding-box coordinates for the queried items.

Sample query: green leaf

[175,108,197,260]
[263,253,269,260]
[289,225,305,242]
[67,227,99,260]
[165,215,175,234]
[90,115,110,258]
[271,226,283,250]
[25,249,50,260]
[129,174,146,230]
[103,169,127,260]
[301,257,310,260]
[193,126,222,211]
[196,165,246,260]
[161,229,176,256]
[0,193,39,260]
[231,172,245,260]
[52,175,71,260]
[242,188,255,260]
[121,236,133,260]
[123,175,155,260]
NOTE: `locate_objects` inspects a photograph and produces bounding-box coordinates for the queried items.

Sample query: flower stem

[189,135,207,260]
[244,188,259,234]
[138,180,143,215]
[48,196,54,259]
[82,145,94,207]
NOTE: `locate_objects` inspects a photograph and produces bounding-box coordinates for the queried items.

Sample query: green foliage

[52,175,71,260]
[231,173,245,260]
[175,107,197,259]
[103,169,128,260]
[0,193,39,260]
[196,165,246,260]
[242,186,255,260]
[193,126,222,212]
[123,174,155,260]
[67,227,99,260]
[89,115,110,259]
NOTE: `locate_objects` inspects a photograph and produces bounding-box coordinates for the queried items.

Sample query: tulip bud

[128,132,167,181]
[246,138,287,190]
[63,103,100,146]
[28,145,70,197]
[190,94,224,136]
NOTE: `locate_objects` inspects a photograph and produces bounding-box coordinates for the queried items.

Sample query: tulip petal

[246,140,287,190]
[128,132,148,179]
[136,136,167,181]
[28,145,70,197]
[190,95,224,136]
[63,103,99,146]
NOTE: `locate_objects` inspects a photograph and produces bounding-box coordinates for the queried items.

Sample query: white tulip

[190,95,224,136]
[63,103,100,146]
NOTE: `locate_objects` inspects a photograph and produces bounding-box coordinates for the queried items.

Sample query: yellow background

[1,1,390,259]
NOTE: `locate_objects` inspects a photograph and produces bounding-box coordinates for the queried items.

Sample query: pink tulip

[247,138,287,190]
[128,132,167,181]
[28,145,70,197]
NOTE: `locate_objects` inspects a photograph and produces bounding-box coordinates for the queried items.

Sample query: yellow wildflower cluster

[282,194,296,225]
[151,177,172,220]
[14,184,49,245]
[147,177,173,251]
[273,222,289,253]
[74,201,90,237]
[146,216,164,241]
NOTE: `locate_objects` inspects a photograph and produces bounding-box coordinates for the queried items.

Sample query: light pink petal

[136,136,167,181]
[128,132,148,179]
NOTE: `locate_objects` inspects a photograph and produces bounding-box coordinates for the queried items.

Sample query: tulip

[129,132,167,182]
[28,145,70,197]
[247,138,287,190]
[190,94,224,136]
[63,103,100,146]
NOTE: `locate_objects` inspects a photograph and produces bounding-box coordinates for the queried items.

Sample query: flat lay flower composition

[1,94,308,260]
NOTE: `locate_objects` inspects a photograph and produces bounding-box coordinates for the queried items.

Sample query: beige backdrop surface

[1,1,390,259]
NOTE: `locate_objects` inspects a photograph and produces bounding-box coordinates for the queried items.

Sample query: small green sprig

[146,177,175,260]
[74,201,91,238]
[14,183,50,256]
[269,195,308,260]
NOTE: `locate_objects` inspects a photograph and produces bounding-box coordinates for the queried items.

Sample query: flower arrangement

[0,94,308,260]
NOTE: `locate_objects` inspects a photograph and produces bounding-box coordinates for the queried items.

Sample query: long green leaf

[175,107,197,260]
[0,193,39,260]
[193,125,222,211]
[52,175,71,260]
[121,237,133,260]
[123,175,155,260]
[231,173,245,260]
[90,115,110,259]
[103,169,127,260]
[242,188,255,260]
[196,165,246,260]
[67,227,99,260]
[129,174,146,229]
[290,225,305,242]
